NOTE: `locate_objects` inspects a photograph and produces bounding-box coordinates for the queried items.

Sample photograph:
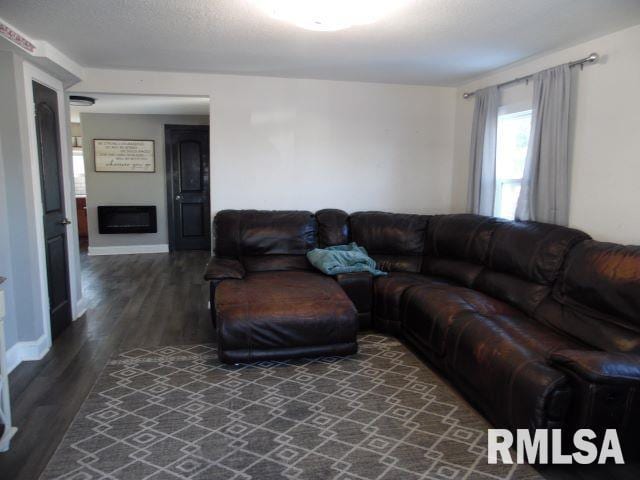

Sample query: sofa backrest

[542,240,640,353]
[473,221,590,316]
[423,214,502,287]
[349,212,429,272]
[214,210,317,272]
[316,209,350,247]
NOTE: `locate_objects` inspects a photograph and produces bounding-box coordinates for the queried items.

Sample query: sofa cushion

[445,312,580,429]
[550,349,640,385]
[316,209,350,247]
[369,254,422,273]
[215,271,357,362]
[536,299,640,354]
[374,273,452,326]
[533,241,640,353]
[472,221,590,315]
[555,240,640,329]
[485,221,590,285]
[421,258,484,289]
[402,284,520,357]
[241,255,312,272]
[349,211,429,273]
[214,210,317,271]
[425,214,501,263]
[203,257,245,281]
[422,214,502,287]
[473,271,551,317]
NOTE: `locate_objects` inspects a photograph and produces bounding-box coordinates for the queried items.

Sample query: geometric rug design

[40,335,541,479]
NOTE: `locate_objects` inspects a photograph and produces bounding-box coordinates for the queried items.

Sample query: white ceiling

[2,0,640,85]
[69,94,209,123]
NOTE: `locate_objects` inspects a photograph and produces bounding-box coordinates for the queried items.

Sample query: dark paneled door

[33,81,72,339]
[165,125,211,250]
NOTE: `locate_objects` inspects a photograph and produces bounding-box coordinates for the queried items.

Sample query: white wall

[0,52,24,353]
[0,52,45,355]
[0,124,18,352]
[0,50,84,369]
[71,72,457,216]
[452,24,640,244]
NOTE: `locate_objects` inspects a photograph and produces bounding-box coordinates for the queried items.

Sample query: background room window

[494,108,532,220]
[72,148,86,196]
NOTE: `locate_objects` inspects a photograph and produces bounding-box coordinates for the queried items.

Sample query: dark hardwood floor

[0,248,213,480]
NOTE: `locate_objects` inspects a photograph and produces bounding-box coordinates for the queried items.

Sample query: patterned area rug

[41,335,540,480]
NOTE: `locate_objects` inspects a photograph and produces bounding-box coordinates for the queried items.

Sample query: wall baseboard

[6,334,50,373]
[74,297,88,320]
[88,244,169,256]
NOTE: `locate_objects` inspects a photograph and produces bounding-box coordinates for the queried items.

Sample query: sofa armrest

[335,272,373,314]
[203,257,245,281]
[550,349,640,385]
[549,349,640,460]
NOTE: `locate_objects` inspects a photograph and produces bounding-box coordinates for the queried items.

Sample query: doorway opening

[165,125,211,251]
[34,81,73,339]
[67,93,211,258]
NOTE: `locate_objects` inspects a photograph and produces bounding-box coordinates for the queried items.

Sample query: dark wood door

[165,125,210,251]
[33,81,72,339]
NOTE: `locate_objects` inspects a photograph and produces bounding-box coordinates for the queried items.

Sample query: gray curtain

[467,86,499,216]
[515,64,572,225]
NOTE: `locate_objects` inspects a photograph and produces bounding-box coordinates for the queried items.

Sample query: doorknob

[175,195,182,200]
[59,218,72,225]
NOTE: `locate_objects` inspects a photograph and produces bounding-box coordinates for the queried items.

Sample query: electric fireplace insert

[97,205,157,234]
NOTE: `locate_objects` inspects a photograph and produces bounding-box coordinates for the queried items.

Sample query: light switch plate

[0,290,5,318]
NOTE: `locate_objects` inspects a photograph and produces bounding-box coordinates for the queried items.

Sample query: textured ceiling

[2,0,640,85]
[69,94,209,123]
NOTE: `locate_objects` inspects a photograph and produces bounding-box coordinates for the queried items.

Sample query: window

[72,149,86,196]
[494,109,532,220]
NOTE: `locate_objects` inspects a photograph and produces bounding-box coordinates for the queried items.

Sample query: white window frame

[72,148,87,197]
[494,103,532,220]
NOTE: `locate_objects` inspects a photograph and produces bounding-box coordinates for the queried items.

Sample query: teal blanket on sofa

[306,243,387,276]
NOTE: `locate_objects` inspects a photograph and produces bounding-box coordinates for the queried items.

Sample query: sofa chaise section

[216,271,357,363]
[208,210,358,363]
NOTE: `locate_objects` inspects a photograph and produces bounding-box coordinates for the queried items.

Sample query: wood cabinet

[76,196,88,238]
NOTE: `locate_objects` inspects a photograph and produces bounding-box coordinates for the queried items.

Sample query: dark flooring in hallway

[0,249,212,480]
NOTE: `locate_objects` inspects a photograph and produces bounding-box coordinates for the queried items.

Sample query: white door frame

[21,60,85,358]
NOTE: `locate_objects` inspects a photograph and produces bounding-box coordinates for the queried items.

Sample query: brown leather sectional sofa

[204,209,640,455]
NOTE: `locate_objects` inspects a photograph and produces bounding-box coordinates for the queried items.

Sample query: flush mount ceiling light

[253,0,408,32]
[69,95,96,106]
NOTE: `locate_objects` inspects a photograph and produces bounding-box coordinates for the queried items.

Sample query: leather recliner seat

[205,209,640,455]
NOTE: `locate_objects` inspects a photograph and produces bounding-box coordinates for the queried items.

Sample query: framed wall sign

[94,139,155,172]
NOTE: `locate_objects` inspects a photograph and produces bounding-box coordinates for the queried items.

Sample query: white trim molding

[88,244,170,256]
[0,16,83,87]
[21,61,58,358]
[74,296,89,321]
[5,334,49,373]
[20,61,85,367]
